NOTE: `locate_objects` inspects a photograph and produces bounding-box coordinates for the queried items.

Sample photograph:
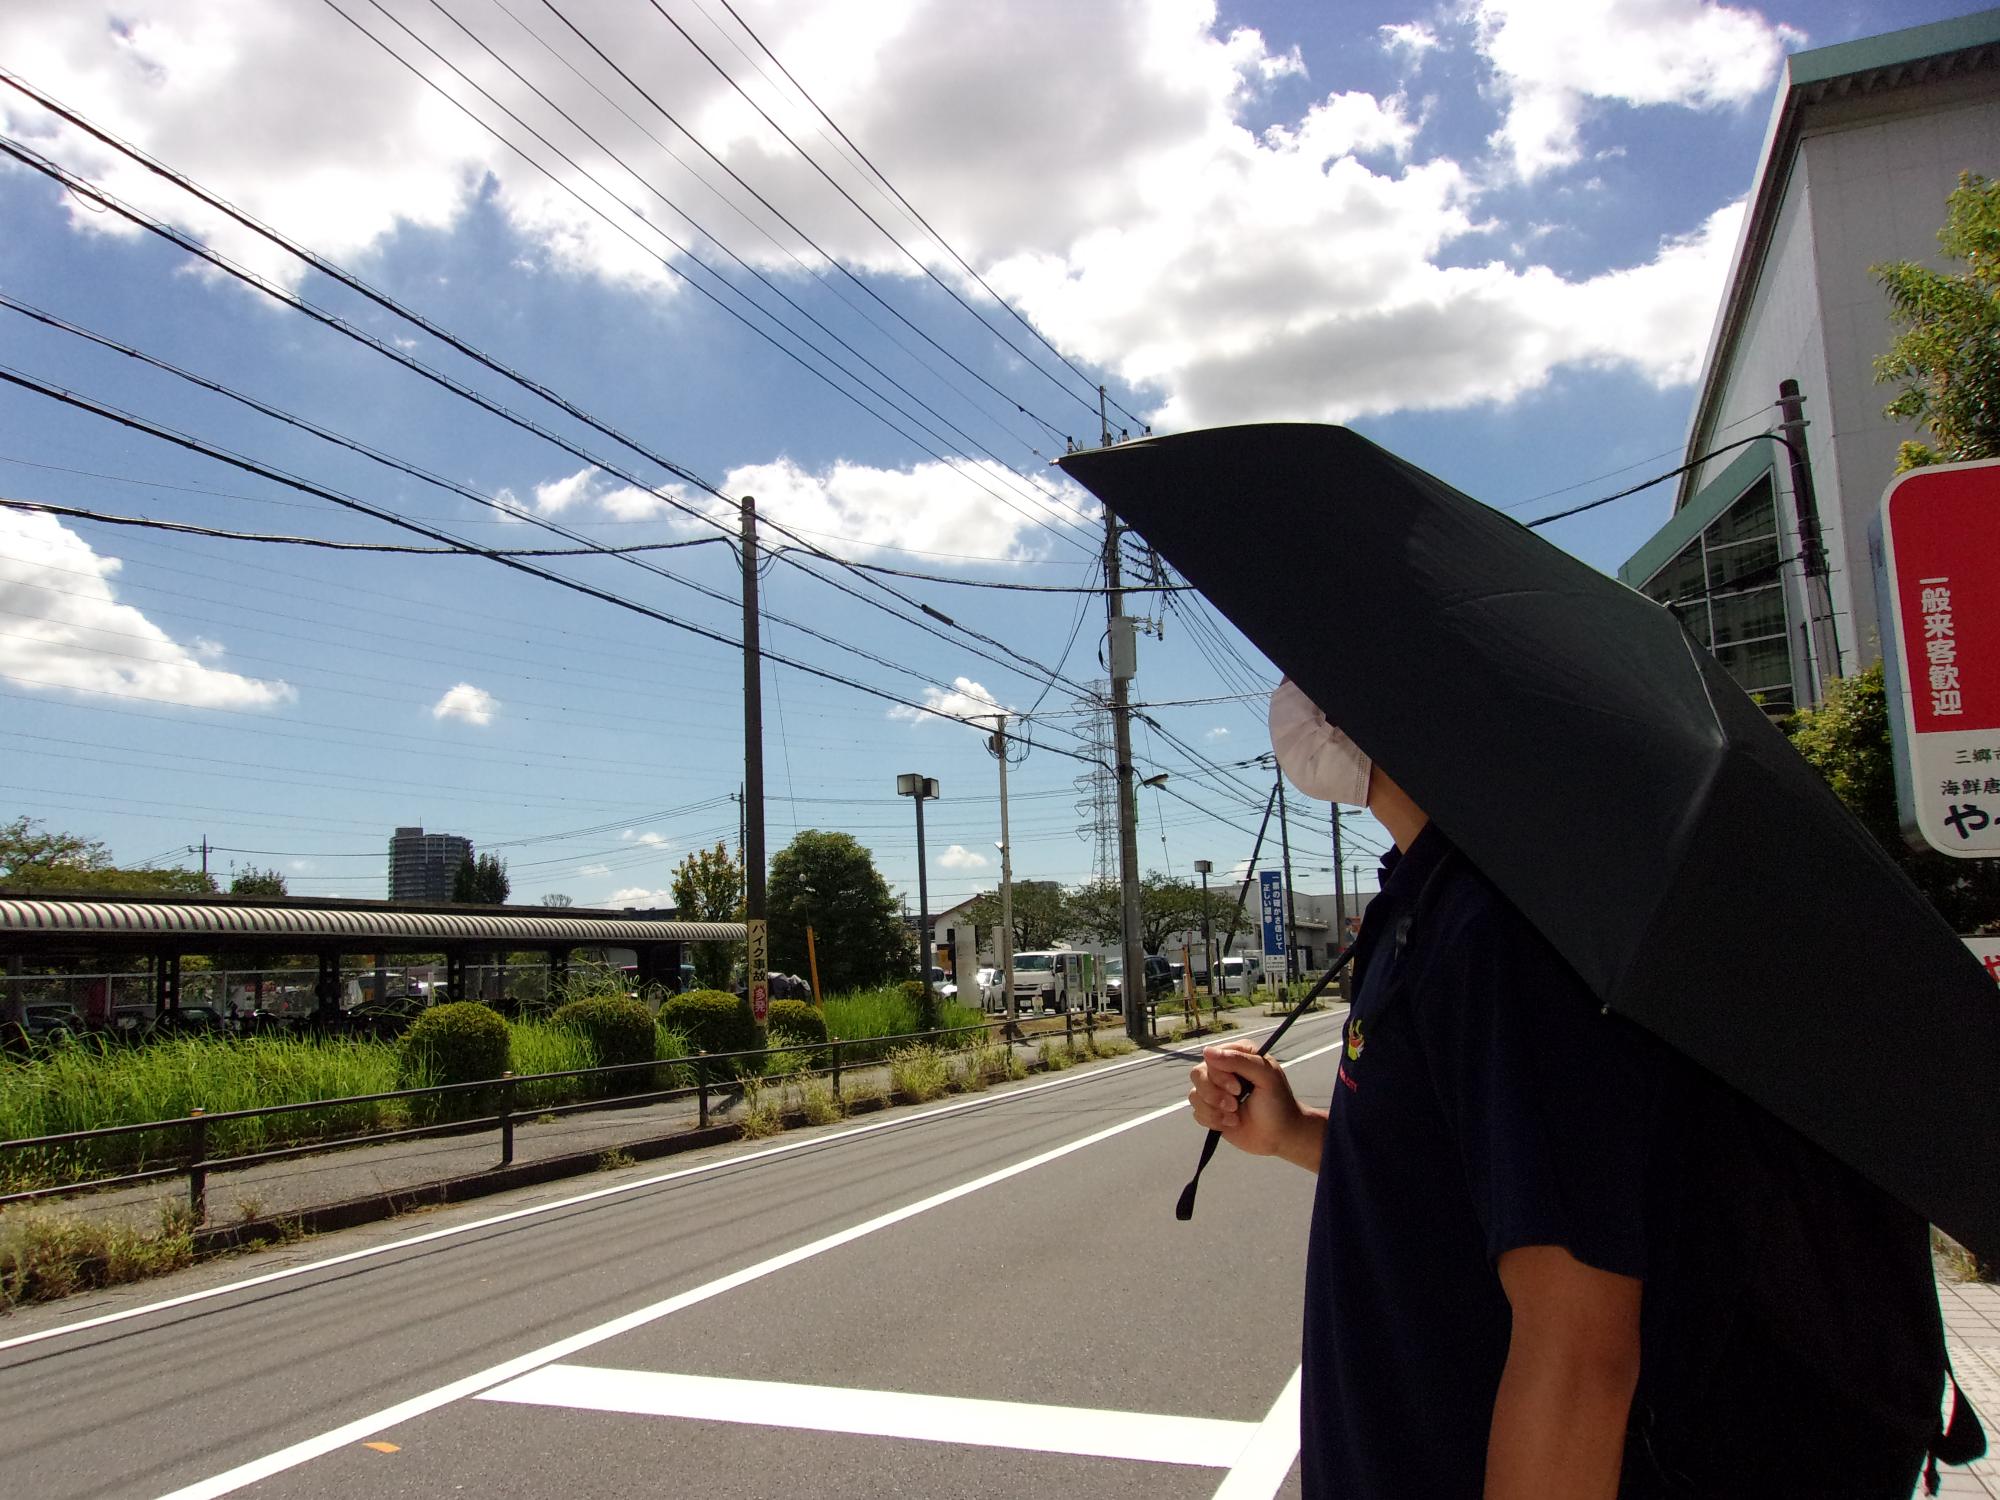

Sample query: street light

[1193,858,1215,997]
[896,773,940,1010]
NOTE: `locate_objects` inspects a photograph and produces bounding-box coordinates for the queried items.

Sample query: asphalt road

[0,1009,1346,1500]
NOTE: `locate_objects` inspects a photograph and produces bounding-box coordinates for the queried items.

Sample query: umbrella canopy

[1060,422,2000,1260]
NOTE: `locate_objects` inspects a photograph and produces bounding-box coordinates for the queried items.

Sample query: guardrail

[0,1009,1135,1226]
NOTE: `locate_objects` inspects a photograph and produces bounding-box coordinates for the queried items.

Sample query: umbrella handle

[1176,940,1361,1222]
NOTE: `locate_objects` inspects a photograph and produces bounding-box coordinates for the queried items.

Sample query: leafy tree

[1784,661,2000,931]
[229,866,288,898]
[1069,872,1208,954]
[671,840,745,990]
[1873,172,2000,473]
[452,851,510,904]
[0,816,217,894]
[766,830,910,993]
[541,892,574,908]
[958,879,1072,953]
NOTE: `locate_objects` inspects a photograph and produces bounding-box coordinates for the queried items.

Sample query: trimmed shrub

[658,989,763,1061]
[551,995,656,1071]
[551,994,658,1096]
[766,997,826,1043]
[766,997,828,1069]
[399,1003,509,1115]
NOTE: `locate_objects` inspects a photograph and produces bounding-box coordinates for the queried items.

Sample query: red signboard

[1885,462,2000,732]
[1879,459,2000,857]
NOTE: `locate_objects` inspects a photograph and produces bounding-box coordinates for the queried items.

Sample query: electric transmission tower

[1072,680,1116,884]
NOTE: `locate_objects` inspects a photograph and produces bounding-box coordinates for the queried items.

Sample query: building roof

[0,892,743,952]
[1676,8,2000,507]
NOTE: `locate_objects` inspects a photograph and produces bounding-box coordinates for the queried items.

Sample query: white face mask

[1269,678,1373,806]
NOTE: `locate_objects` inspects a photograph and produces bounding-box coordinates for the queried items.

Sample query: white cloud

[578,863,611,876]
[1379,21,1442,62]
[532,468,599,517]
[702,457,1075,562]
[1206,726,1231,740]
[431,682,497,725]
[606,886,675,907]
[2,0,1772,439]
[888,675,1008,727]
[939,844,989,871]
[618,829,669,847]
[0,510,295,710]
[1470,0,1803,180]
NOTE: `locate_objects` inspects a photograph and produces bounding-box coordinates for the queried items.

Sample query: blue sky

[0,0,1975,917]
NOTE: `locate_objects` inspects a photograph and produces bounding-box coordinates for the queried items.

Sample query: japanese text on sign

[1922,577,1962,717]
[1259,870,1284,961]
[746,918,769,1022]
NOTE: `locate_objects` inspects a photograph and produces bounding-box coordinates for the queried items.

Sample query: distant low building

[388,826,471,903]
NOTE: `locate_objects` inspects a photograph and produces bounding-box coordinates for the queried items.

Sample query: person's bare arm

[1188,1044,1325,1172]
[1484,1244,1641,1500]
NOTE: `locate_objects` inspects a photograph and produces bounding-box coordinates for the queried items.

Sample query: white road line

[478,1364,1259,1469]
[153,1035,1345,1500]
[0,1018,1305,1356]
[1210,1365,1303,1500]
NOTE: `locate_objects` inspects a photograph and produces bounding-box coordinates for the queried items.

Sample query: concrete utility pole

[741,497,767,1017]
[1102,388,1147,1042]
[989,715,1018,1026]
[1776,379,1845,705]
[1275,765,1297,981]
[1331,805,1347,973]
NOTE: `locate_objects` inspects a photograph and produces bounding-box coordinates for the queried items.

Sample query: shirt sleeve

[1407,882,1664,1278]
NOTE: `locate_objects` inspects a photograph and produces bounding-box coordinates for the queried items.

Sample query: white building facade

[1621,12,2000,709]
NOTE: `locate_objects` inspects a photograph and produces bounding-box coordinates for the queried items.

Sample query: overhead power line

[0,146,1094,705]
[0,361,1101,756]
[335,0,1095,552]
[706,0,1151,434]
[0,496,726,557]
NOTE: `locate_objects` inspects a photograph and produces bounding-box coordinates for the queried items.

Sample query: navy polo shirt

[1301,823,1669,1498]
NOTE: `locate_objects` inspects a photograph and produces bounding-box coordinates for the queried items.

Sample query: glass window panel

[1716,635,1794,697]
[1709,584,1787,647]
[1708,476,1777,547]
[1642,541,1705,608]
[1672,600,1713,649]
[1706,532,1782,592]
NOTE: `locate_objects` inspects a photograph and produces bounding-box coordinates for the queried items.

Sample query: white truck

[1009,950,1100,1013]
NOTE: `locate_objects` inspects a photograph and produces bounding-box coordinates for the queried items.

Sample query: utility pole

[1275,764,1297,983]
[741,497,767,1020]
[1331,805,1346,966]
[1102,387,1146,1042]
[199,835,210,879]
[989,715,1017,1027]
[1776,379,1844,705]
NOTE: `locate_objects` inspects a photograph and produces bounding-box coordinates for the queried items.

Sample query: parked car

[1010,951,1100,1012]
[1104,955,1175,1011]
[22,1003,82,1047]
[974,966,1003,1010]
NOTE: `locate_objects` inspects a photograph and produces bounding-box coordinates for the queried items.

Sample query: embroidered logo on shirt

[1345,1016,1366,1062]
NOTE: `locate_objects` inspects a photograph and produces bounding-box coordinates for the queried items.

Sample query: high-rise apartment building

[388,826,472,902]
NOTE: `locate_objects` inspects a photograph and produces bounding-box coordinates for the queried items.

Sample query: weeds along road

[0,1009,1346,1500]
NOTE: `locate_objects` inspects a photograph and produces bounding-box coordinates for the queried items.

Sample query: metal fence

[0,1010,1130,1227]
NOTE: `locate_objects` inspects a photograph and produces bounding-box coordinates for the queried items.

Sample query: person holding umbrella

[1061,424,1994,1500]
[1191,681,1671,1499]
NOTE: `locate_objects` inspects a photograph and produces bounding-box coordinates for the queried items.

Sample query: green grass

[0,1203,196,1308]
[887,1044,953,1102]
[0,982,1001,1193]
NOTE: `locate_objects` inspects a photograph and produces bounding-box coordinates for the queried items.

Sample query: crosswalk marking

[478,1364,1260,1469]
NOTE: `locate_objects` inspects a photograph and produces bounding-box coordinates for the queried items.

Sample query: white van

[1009,950,1099,1012]
[1217,954,1264,995]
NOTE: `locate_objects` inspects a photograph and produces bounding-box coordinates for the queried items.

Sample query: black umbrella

[1059,422,2000,1261]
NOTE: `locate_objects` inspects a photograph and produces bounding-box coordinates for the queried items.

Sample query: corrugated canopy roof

[0,897,742,949]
